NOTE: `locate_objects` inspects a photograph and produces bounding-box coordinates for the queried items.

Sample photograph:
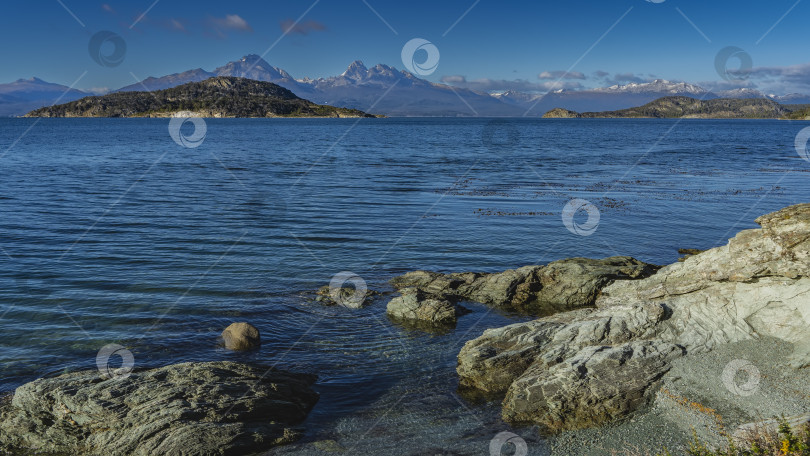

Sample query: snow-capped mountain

[594,79,707,95]
[116,55,521,116]
[305,60,518,116]
[492,90,544,105]
[340,60,370,81]
[0,77,88,116]
[495,79,717,115]
[768,93,810,104]
[213,54,297,84]
[117,55,301,93]
[715,88,766,99]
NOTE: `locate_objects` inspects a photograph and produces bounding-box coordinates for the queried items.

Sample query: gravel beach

[548,337,810,456]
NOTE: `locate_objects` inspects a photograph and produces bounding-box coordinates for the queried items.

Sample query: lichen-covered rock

[456,203,810,432]
[519,257,659,314]
[391,256,658,316]
[0,361,319,456]
[386,288,459,325]
[221,322,261,350]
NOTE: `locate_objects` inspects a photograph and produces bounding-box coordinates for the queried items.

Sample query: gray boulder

[457,302,668,395]
[502,341,684,431]
[0,361,318,455]
[386,288,463,327]
[221,322,261,350]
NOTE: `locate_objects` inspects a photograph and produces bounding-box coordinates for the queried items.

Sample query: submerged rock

[457,203,810,432]
[677,247,705,262]
[386,287,467,328]
[0,361,319,455]
[221,322,261,350]
[314,285,380,308]
[391,256,658,316]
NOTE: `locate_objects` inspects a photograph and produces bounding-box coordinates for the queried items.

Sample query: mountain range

[3,54,810,117]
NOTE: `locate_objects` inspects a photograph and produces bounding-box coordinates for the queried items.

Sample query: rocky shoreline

[450,203,809,440]
[1,203,808,455]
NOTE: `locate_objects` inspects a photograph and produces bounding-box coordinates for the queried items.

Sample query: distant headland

[25,76,380,118]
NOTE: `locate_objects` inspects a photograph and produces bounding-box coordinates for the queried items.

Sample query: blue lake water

[0,118,808,454]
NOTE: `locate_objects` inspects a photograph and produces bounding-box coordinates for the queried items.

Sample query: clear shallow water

[0,118,808,454]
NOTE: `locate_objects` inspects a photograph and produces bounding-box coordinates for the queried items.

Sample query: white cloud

[86,87,111,95]
[210,14,253,34]
[538,70,585,80]
[170,19,186,33]
[280,19,326,35]
[699,62,810,94]
[439,75,583,93]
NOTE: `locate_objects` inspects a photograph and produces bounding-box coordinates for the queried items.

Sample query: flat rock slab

[0,361,319,456]
[503,341,684,431]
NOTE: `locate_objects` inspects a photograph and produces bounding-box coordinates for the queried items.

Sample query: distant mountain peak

[342,60,368,79]
[13,77,47,84]
[347,60,366,69]
[214,55,294,82]
[718,87,765,99]
[238,54,271,67]
[233,54,273,70]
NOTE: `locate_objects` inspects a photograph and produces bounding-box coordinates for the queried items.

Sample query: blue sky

[1,0,808,94]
